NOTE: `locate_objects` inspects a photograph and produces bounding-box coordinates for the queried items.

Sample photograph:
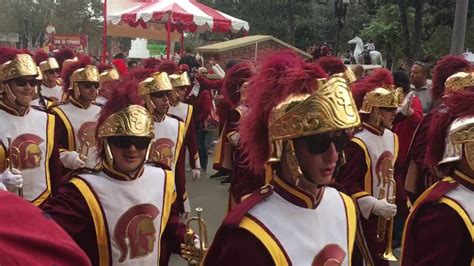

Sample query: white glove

[60,150,86,170]
[1,168,23,188]
[373,198,397,219]
[193,236,204,249]
[191,169,200,180]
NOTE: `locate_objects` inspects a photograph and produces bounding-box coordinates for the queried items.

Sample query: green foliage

[0,0,102,53]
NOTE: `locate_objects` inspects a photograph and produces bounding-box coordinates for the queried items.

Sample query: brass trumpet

[376,173,397,261]
[6,137,23,198]
[180,207,208,265]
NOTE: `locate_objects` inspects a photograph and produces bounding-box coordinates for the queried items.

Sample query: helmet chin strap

[4,84,31,109]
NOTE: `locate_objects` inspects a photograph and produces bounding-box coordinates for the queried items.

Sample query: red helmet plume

[142,57,161,70]
[112,58,128,76]
[431,55,470,103]
[222,62,254,109]
[97,63,113,74]
[426,91,474,170]
[158,60,179,74]
[240,50,327,175]
[350,68,394,109]
[123,68,155,83]
[33,49,49,65]
[179,64,189,73]
[54,48,75,70]
[61,55,92,93]
[316,56,346,76]
[0,47,22,64]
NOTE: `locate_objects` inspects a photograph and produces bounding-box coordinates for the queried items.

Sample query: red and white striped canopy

[107,0,249,40]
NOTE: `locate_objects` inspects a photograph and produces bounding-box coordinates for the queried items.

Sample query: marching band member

[49,57,102,171]
[43,80,187,265]
[168,73,201,193]
[163,62,201,181]
[32,49,63,109]
[204,51,359,265]
[0,48,61,205]
[401,90,474,266]
[336,69,403,266]
[137,73,188,217]
[215,62,254,186]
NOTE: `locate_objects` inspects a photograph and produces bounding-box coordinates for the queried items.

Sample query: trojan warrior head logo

[113,204,160,263]
[77,121,98,148]
[10,134,44,170]
[150,138,175,167]
[375,151,395,186]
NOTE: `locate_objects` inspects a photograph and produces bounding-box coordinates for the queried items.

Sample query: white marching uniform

[50,99,101,169]
[0,103,55,205]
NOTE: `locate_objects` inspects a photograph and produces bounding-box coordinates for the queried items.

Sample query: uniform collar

[102,161,144,181]
[271,174,322,209]
[0,101,29,116]
[362,122,383,136]
[70,97,90,109]
[42,80,55,88]
[452,169,474,191]
[153,113,166,122]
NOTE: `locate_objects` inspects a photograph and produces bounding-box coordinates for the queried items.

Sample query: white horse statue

[348,36,383,65]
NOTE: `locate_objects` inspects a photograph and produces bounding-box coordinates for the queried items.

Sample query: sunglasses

[298,131,350,155]
[379,107,397,112]
[150,91,170,98]
[108,136,151,150]
[45,69,60,75]
[78,82,100,89]
[12,77,41,87]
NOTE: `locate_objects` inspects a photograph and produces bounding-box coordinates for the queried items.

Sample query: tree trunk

[287,0,295,45]
[397,0,411,65]
[411,0,423,60]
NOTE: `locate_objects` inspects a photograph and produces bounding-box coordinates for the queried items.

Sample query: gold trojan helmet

[439,116,474,170]
[169,72,191,105]
[0,54,39,108]
[267,74,361,180]
[138,72,173,113]
[99,68,120,85]
[360,85,404,114]
[0,54,39,82]
[444,71,474,95]
[39,58,60,73]
[70,65,99,100]
[98,104,155,165]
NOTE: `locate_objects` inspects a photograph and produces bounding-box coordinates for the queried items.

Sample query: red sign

[50,34,88,48]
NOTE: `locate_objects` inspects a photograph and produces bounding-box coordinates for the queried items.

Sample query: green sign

[147,43,166,56]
